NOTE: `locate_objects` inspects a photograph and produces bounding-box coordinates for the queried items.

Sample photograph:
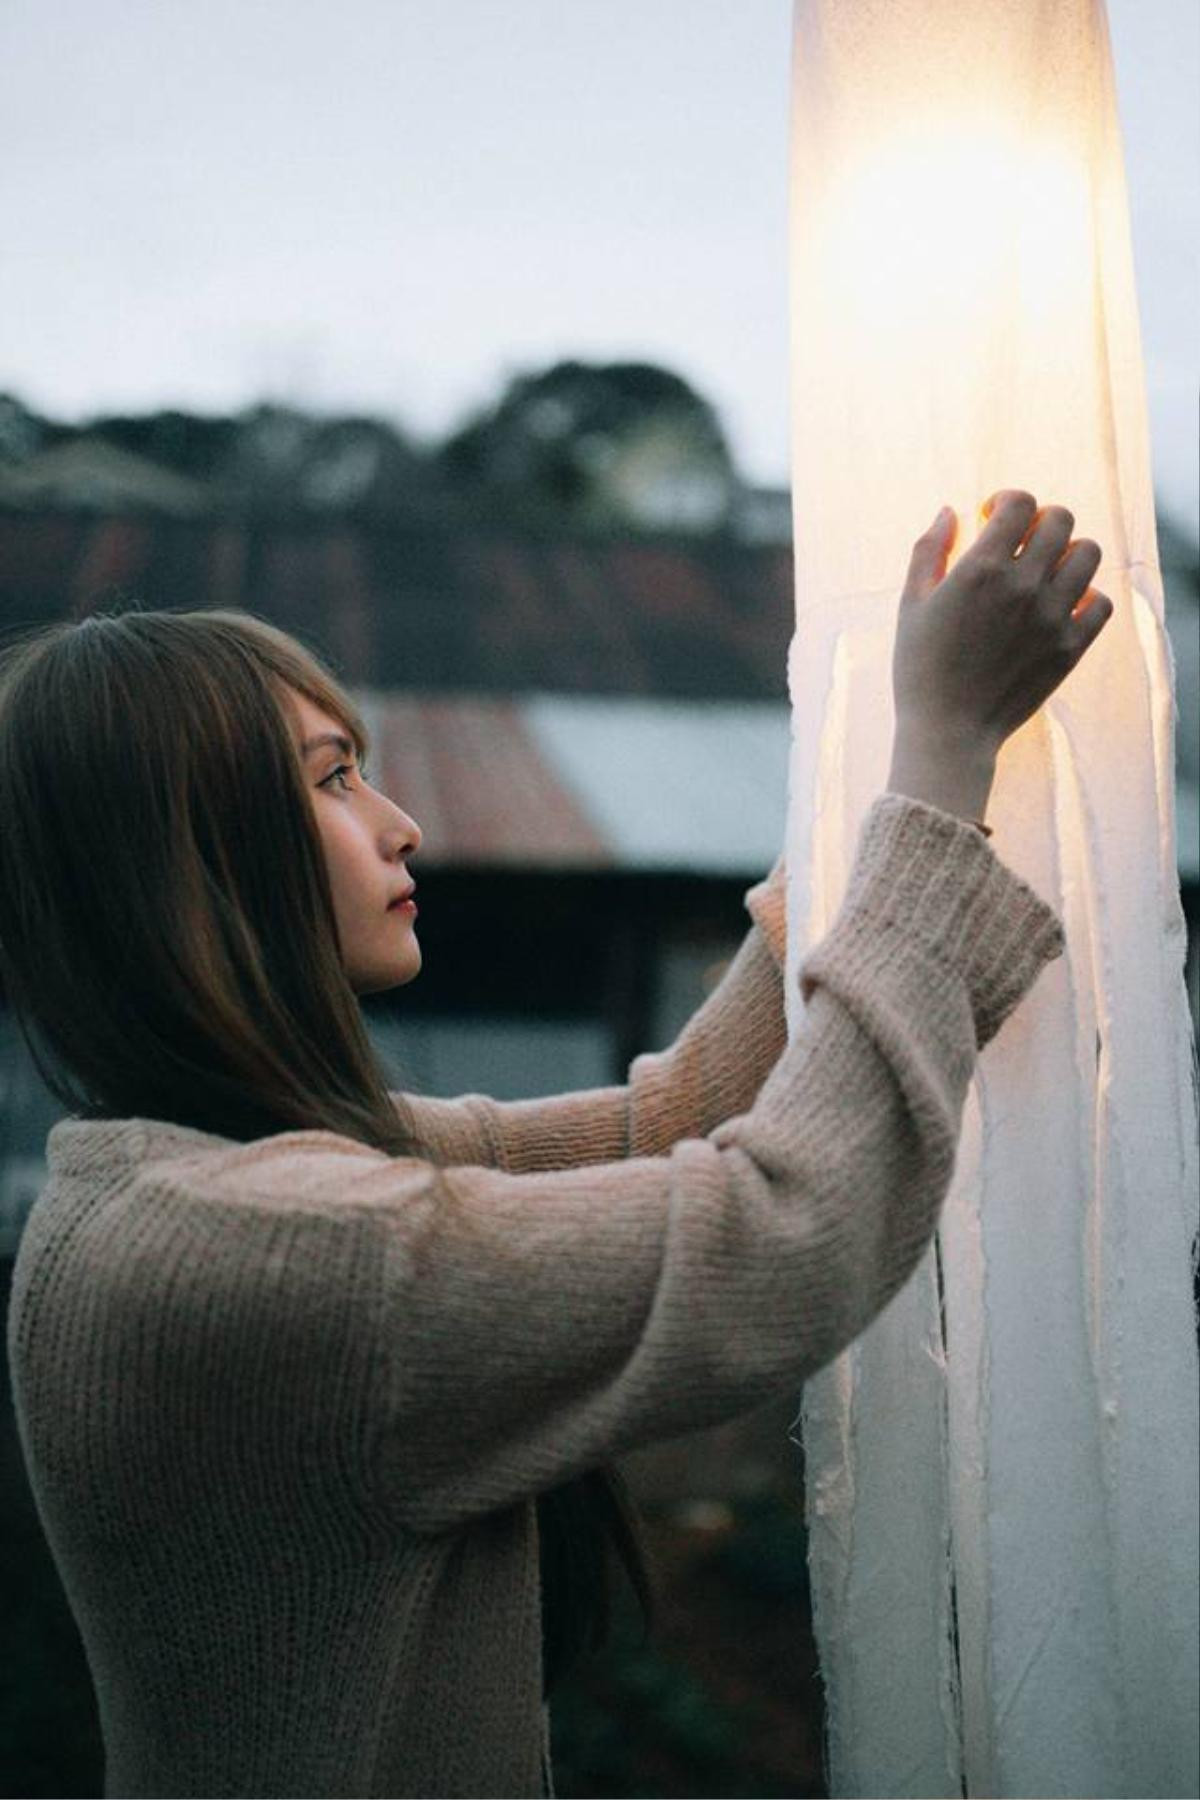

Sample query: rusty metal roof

[0,507,795,872]
[356,692,614,868]
[0,508,791,701]
[353,690,789,874]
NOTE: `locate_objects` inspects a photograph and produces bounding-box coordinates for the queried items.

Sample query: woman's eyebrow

[302,732,355,759]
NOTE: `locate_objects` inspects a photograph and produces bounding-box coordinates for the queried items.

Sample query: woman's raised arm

[342,794,1061,1535]
[395,854,788,1173]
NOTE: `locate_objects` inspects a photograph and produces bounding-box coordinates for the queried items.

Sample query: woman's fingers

[1064,588,1114,657]
[1018,505,1075,578]
[977,489,1039,558]
[1051,537,1104,604]
[903,505,957,603]
[978,494,1104,613]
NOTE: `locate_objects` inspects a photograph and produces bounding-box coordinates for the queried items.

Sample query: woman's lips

[389,898,418,919]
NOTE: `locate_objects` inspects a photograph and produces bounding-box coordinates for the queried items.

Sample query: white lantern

[784,3,1200,1795]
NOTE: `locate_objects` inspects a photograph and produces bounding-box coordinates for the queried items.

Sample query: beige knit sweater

[7,795,1064,1799]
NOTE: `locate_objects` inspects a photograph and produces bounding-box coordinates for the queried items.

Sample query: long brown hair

[0,601,655,1694]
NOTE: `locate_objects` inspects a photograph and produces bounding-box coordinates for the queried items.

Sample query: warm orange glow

[786,3,1198,1796]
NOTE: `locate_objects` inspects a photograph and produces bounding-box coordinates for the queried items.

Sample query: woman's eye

[321,761,368,793]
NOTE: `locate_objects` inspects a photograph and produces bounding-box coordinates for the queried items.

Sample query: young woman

[2,489,1111,1799]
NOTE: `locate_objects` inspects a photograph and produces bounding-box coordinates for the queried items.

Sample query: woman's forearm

[397,863,789,1173]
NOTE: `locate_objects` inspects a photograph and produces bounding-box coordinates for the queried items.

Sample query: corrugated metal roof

[354,692,614,868]
[1,507,1193,877]
[0,508,794,874]
[522,695,790,873]
[352,690,790,875]
[0,509,792,700]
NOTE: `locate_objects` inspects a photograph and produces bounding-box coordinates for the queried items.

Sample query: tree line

[0,360,745,534]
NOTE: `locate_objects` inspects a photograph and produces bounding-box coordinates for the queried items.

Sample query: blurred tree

[213,404,459,520]
[0,364,747,532]
[438,360,741,534]
[0,395,60,465]
[70,403,453,521]
[84,408,240,483]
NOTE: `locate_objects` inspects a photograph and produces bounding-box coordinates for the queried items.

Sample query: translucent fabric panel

[783,3,1200,1795]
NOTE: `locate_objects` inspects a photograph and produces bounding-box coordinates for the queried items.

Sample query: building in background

[0,504,792,1253]
[1,494,1195,1255]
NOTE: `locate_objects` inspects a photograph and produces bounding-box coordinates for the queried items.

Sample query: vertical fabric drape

[783,3,1200,1794]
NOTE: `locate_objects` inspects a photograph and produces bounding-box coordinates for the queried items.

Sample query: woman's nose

[394,807,422,854]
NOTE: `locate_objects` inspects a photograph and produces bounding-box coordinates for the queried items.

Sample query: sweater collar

[46,1114,235,1179]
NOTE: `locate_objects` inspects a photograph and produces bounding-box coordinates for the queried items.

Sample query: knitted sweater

[7,795,1064,1800]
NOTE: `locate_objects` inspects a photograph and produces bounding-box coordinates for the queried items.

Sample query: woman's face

[287,688,423,995]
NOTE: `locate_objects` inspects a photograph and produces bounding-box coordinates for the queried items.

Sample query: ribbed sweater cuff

[799,794,1065,1049]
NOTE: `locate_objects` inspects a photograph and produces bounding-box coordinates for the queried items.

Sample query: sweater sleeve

[326,794,1060,1534]
[395,856,789,1172]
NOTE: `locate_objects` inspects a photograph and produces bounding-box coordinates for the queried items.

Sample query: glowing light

[784,3,1199,1795]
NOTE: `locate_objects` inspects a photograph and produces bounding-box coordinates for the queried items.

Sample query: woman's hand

[886,489,1113,824]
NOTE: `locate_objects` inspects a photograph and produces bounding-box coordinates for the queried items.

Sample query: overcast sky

[1,1,1195,532]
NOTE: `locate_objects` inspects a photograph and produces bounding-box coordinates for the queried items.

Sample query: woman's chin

[352,944,422,996]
